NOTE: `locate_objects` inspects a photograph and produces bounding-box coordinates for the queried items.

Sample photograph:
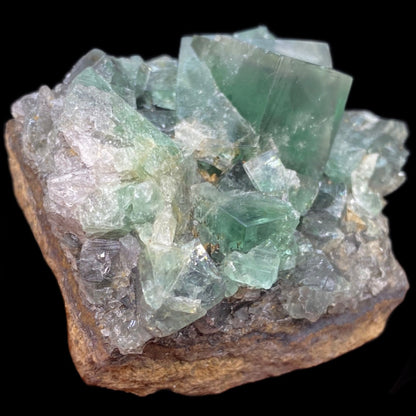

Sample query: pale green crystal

[222,239,281,290]
[59,82,179,179]
[146,55,177,110]
[175,37,257,169]
[350,153,384,216]
[151,205,177,246]
[51,79,181,237]
[118,181,164,225]
[140,239,226,336]
[192,182,300,255]
[325,111,408,219]
[325,110,408,195]
[191,34,352,178]
[11,27,408,354]
[243,149,318,214]
[234,26,333,67]
[68,49,148,107]
[243,150,300,197]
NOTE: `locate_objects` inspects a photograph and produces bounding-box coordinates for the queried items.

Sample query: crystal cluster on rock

[8,26,408,357]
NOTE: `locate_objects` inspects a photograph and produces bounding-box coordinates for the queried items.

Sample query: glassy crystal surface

[10,26,408,354]
[191,34,352,178]
[233,26,333,67]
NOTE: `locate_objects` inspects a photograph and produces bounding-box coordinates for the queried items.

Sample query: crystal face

[10,26,408,354]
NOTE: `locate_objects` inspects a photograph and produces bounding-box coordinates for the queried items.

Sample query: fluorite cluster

[8,26,408,361]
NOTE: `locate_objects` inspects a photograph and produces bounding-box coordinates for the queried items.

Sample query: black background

[2,2,415,411]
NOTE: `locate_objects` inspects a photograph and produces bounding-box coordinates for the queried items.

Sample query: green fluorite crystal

[11,27,408,354]
[233,26,333,67]
[222,239,282,291]
[192,182,299,256]
[191,34,352,177]
[243,149,319,214]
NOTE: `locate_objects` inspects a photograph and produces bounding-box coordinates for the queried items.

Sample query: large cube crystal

[200,192,299,253]
[191,35,352,178]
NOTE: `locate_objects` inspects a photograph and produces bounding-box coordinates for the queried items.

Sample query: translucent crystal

[151,205,177,246]
[311,177,347,218]
[243,149,300,197]
[191,34,352,178]
[217,161,256,192]
[143,56,177,110]
[192,184,300,255]
[78,239,122,283]
[350,153,384,217]
[222,239,281,289]
[243,149,318,214]
[279,236,350,322]
[325,110,408,195]
[140,240,226,336]
[175,37,257,169]
[67,49,148,107]
[233,26,333,67]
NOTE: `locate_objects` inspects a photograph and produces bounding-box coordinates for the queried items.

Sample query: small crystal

[222,239,281,289]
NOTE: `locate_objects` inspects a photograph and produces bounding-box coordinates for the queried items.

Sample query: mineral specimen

[5,26,409,396]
